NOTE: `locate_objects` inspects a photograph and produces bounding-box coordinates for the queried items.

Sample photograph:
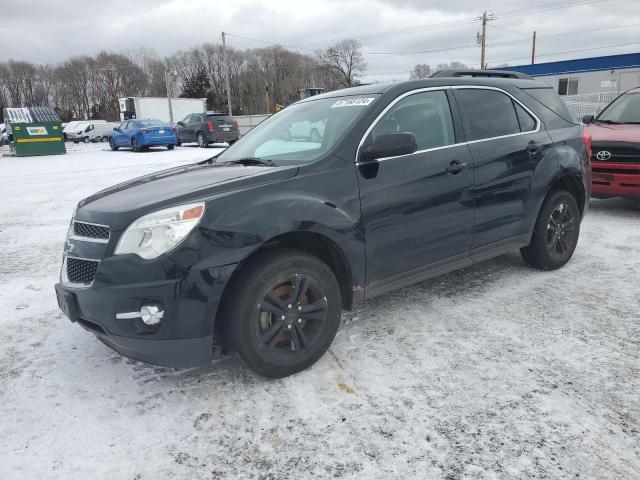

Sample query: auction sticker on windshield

[331,97,375,108]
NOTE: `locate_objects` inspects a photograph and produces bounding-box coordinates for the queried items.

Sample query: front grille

[592,145,640,164]
[73,221,110,240]
[66,257,99,285]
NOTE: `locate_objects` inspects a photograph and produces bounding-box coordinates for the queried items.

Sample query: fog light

[115,305,164,325]
[140,305,163,325]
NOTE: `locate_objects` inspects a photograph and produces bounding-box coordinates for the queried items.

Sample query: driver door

[113,121,129,146]
[357,88,475,294]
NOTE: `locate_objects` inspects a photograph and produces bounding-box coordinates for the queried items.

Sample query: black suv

[55,76,591,378]
[175,112,240,147]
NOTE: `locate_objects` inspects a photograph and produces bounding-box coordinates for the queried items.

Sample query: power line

[483,42,640,67]
[364,22,640,57]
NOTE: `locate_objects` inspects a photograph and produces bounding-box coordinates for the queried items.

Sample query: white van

[75,122,119,143]
[65,120,106,142]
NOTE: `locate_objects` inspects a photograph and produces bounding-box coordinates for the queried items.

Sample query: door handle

[446,160,470,175]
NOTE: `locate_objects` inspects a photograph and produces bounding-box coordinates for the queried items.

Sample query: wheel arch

[217,230,354,316]
[546,173,586,217]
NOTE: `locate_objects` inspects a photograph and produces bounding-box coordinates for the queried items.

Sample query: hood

[76,162,298,229]
[586,122,640,144]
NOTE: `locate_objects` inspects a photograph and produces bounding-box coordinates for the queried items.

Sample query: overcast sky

[2,0,639,81]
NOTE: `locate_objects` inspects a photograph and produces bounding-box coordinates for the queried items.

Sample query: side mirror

[360,132,418,162]
[176,121,184,127]
[113,127,119,131]
[582,115,594,124]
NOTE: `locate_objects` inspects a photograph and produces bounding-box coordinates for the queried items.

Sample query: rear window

[521,87,577,124]
[206,114,234,123]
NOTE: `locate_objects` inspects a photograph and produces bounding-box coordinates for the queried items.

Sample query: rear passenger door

[358,88,475,293]
[452,87,552,250]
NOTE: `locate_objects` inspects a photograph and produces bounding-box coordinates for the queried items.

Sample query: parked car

[55,74,590,378]
[176,112,239,147]
[288,120,326,142]
[108,119,177,151]
[74,122,120,143]
[0,123,7,146]
[65,120,106,142]
[583,86,640,199]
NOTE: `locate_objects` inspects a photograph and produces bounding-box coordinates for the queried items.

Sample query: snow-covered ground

[1,142,639,479]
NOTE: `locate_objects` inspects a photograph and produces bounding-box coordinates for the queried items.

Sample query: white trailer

[118,97,206,125]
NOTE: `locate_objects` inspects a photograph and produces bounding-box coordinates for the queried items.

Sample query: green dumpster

[4,107,66,156]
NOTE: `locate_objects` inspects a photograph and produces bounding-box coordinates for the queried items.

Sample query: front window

[216,95,380,166]
[597,92,640,124]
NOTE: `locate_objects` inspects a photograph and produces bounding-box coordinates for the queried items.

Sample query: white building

[500,53,640,119]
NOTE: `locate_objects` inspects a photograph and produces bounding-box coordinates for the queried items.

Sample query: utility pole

[531,31,537,64]
[265,84,270,114]
[480,11,488,70]
[165,70,175,125]
[222,32,233,116]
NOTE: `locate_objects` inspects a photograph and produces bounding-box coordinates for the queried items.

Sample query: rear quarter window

[520,87,577,127]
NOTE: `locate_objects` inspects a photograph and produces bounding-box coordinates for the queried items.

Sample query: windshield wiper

[224,157,276,167]
[597,119,620,124]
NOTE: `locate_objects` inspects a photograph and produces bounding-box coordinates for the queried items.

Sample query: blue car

[109,119,178,152]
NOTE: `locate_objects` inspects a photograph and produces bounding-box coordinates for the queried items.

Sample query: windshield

[598,92,640,124]
[216,95,379,166]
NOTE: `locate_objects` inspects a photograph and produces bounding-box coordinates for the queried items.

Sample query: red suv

[583,87,640,198]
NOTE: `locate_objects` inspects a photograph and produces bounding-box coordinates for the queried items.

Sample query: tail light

[140,129,151,134]
[582,129,592,159]
[207,121,216,132]
[234,121,239,131]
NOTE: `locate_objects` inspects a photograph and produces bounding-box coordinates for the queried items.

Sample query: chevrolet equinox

[55,75,591,378]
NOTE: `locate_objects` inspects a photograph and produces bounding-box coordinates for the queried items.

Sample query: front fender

[168,157,365,298]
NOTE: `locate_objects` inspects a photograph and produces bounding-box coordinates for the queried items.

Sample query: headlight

[114,202,205,259]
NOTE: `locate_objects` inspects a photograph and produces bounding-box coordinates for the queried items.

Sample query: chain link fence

[562,91,623,121]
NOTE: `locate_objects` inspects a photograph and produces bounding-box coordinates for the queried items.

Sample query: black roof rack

[429,69,533,80]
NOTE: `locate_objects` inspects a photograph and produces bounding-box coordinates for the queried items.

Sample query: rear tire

[521,190,580,270]
[220,249,342,378]
[167,144,175,150]
[101,136,108,143]
[197,132,207,148]
[109,138,118,151]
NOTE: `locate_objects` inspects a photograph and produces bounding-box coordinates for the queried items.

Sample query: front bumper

[592,162,640,198]
[54,257,237,368]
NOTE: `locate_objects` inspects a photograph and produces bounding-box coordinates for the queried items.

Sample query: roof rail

[429,69,533,80]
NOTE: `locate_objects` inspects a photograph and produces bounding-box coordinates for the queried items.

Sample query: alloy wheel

[255,274,328,361]
[545,203,577,256]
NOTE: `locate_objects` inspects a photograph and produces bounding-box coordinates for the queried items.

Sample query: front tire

[131,137,141,152]
[167,144,175,150]
[197,132,207,148]
[521,190,580,270]
[221,250,342,378]
[83,136,90,143]
[109,138,118,151]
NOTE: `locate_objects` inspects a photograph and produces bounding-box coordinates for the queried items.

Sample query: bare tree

[409,63,432,79]
[316,39,366,88]
[435,61,470,72]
